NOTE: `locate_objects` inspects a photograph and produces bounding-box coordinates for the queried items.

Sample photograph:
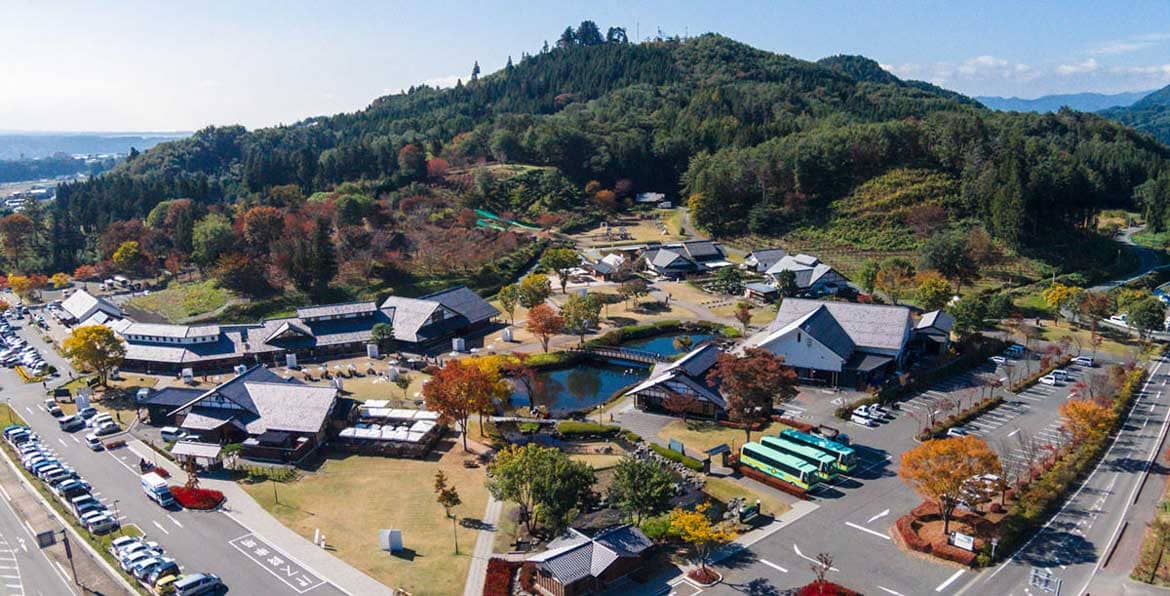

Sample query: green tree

[711,267,744,295]
[518,274,552,309]
[310,218,337,294]
[371,322,395,352]
[858,259,880,294]
[920,231,978,293]
[608,457,674,523]
[487,444,595,535]
[876,257,915,304]
[192,214,235,270]
[497,284,520,324]
[561,293,601,345]
[775,269,798,297]
[1127,297,1166,340]
[540,248,580,294]
[949,296,988,336]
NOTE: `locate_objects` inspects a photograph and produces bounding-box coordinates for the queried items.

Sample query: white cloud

[1056,58,1099,75]
[1088,32,1170,56]
[885,55,1037,88]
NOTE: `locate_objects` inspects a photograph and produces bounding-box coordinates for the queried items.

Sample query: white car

[850,412,876,427]
[1039,375,1058,386]
[989,356,1007,365]
[946,427,970,438]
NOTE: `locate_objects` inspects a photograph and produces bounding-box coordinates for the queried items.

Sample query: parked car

[1039,375,1058,386]
[174,573,222,596]
[946,427,970,438]
[160,427,186,442]
[1073,356,1094,368]
[77,407,98,419]
[989,355,1007,365]
[57,415,84,432]
[850,412,876,427]
[84,434,104,451]
[94,422,120,437]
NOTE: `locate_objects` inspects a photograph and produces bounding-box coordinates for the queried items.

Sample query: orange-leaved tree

[899,435,1001,534]
[527,303,564,353]
[1059,399,1116,446]
[669,502,735,575]
[423,359,499,451]
[706,347,798,443]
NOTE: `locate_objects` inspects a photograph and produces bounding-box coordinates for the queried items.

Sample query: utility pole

[60,529,78,585]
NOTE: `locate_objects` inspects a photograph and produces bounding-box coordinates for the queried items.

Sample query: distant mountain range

[976,90,1154,113]
[0,132,189,161]
[1100,85,1170,145]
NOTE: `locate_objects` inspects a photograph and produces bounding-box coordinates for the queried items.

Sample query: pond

[622,332,715,357]
[509,362,648,417]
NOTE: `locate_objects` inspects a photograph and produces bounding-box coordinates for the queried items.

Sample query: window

[796,332,801,344]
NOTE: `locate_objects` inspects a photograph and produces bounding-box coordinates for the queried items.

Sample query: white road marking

[1006,429,1020,437]
[935,569,965,592]
[793,544,840,571]
[878,587,906,596]
[759,558,787,573]
[867,508,890,523]
[152,520,170,535]
[167,514,183,528]
[55,438,66,447]
[845,521,891,540]
[22,407,31,416]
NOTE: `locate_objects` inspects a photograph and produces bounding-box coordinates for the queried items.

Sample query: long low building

[110,286,499,374]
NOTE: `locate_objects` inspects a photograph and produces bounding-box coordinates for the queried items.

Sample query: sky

[4,0,1170,132]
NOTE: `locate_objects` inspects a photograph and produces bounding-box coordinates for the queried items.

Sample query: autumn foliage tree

[62,325,126,386]
[526,304,564,352]
[1059,399,1116,446]
[899,436,1002,533]
[669,502,736,576]
[706,347,798,442]
[423,359,500,451]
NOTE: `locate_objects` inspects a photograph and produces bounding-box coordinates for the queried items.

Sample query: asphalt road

[0,479,76,596]
[699,351,1128,595]
[962,353,1170,596]
[4,319,346,596]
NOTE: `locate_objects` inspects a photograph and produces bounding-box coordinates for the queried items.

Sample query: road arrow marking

[867,508,890,523]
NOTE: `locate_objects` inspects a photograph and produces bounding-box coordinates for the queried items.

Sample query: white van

[1073,356,1094,368]
[140,473,175,507]
[160,427,186,442]
[850,412,876,427]
[174,572,222,595]
[1052,369,1069,382]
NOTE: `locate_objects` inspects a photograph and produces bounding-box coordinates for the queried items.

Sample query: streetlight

[112,500,121,535]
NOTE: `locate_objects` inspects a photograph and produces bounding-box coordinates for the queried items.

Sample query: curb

[0,442,138,595]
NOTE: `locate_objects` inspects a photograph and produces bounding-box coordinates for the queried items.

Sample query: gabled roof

[121,322,220,339]
[168,365,336,436]
[765,299,912,353]
[528,525,651,586]
[425,286,499,325]
[169,365,289,417]
[917,310,955,334]
[61,290,122,321]
[748,305,854,360]
[627,344,726,409]
[680,240,723,260]
[745,248,787,272]
[648,249,692,270]
[380,286,498,343]
[765,255,842,289]
[264,320,313,344]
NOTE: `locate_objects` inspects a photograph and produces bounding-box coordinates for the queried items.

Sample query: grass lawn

[335,370,432,403]
[1131,478,1170,584]
[703,476,791,520]
[710,302,775,327]
[568,453,625,471]
[242,446,488,596]
[657,419,788,454]
[1031,321,1142,360]
[124,280,236,323]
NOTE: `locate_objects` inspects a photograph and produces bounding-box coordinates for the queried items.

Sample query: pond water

[507,333,714,416]
[509,363,648,416]
[622,333,716,356]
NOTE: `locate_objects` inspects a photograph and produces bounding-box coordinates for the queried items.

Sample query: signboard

[75,392,90,411]
[951,532,975,552]
[366,343,380,359]
[35,530,54,548]
[668,439,686,455]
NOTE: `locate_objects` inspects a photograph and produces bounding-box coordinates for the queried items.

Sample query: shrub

[221,443,243,455]
[244,465,298,483]
[556,421,620,438]
[640,513,676,541]
[518,563,536,592]
[797,581,861,596]
[483,558,518,596]
[933,542,978,566]
[620,430,642,443]
[168,486,225,510]
[649,443,704,471]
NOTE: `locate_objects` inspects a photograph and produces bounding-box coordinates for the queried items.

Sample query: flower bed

[688,567,720,585]
[797,581,860,596]
[168,486,225,510]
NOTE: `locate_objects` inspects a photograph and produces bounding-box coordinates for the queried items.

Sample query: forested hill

[1101,84,1170,146]
[53,26,1170,271]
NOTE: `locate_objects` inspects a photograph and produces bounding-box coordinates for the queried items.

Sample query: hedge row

[934,542,978,566]
[1008,355,1072,393]
[996,366,1148,560]
[556,421,621,438]
[169,486,225,510]
[649,443,705,471]
[917,396,1003,440]
[896,515,931,553]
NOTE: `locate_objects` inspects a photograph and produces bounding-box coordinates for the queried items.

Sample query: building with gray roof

[627,343,727,418]
[764,254,848,296]
[59,289,122,326]
[745,298,913,386]
[527,525,653,596]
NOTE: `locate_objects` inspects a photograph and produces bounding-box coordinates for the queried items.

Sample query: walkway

[133,439,394,596]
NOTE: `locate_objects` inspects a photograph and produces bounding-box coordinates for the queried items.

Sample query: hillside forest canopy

[5,22,1167,304]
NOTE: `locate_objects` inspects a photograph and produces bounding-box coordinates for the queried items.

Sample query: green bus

[740,442,820,490]
[780,429,857,473]
[760,435,838,481]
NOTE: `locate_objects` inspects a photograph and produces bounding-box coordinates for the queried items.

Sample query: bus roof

[781,429,855,456]
[760,436,836,464]
[743,442,818,474]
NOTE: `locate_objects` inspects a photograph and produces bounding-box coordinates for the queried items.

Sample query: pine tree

[310,218,336,294]
[471,60,480,82]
